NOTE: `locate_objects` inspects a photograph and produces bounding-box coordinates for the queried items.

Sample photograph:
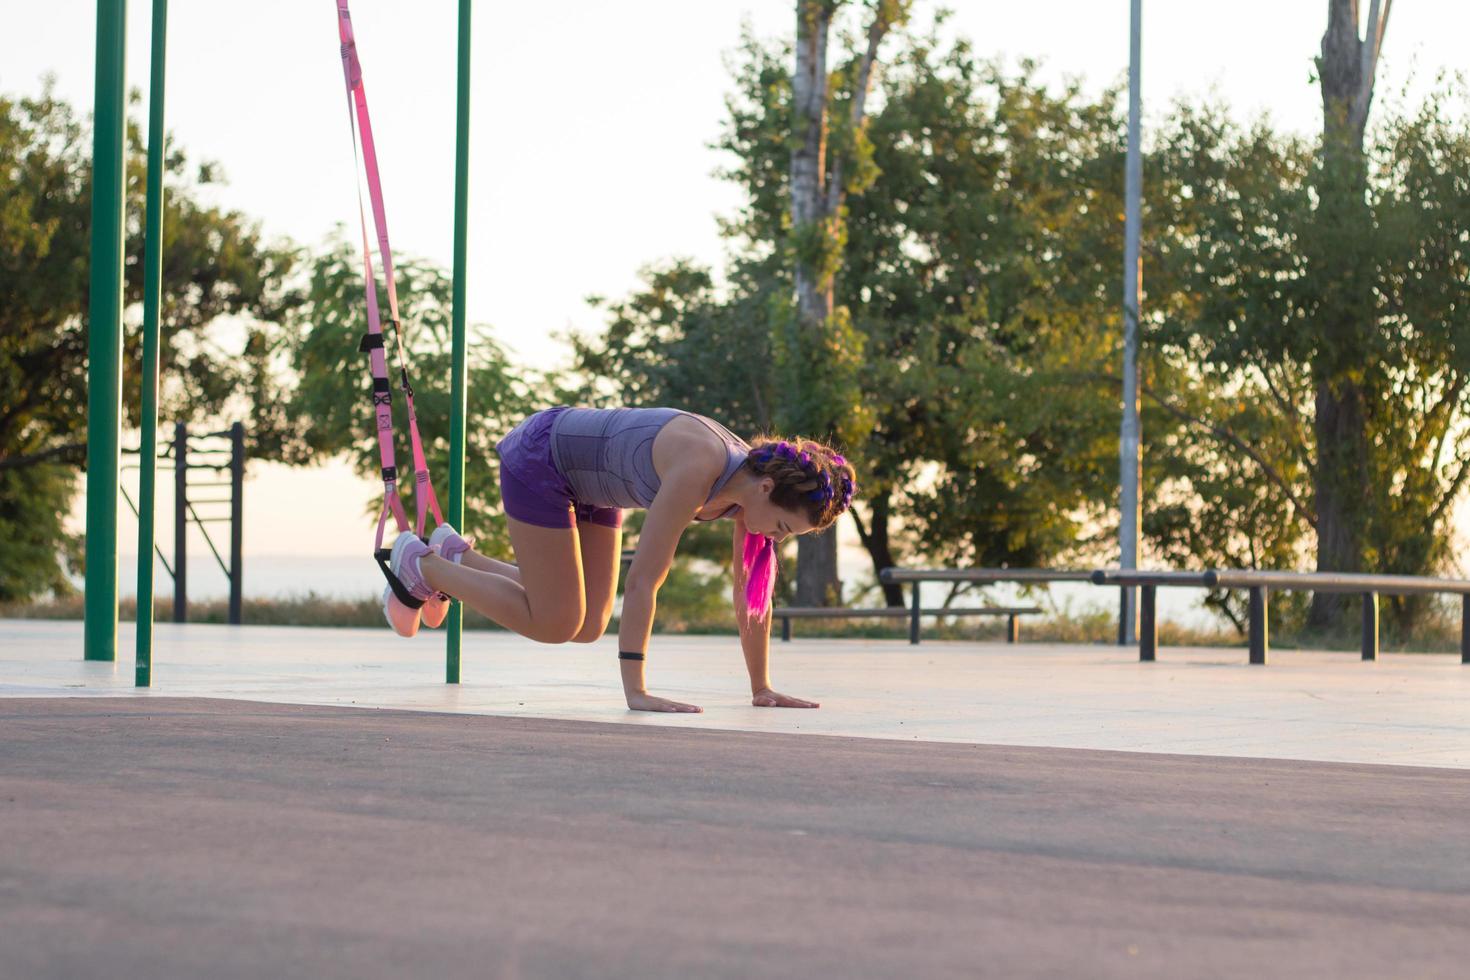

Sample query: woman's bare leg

[570,521,622,643]
[457,549,521,584]
[421,517,585,643]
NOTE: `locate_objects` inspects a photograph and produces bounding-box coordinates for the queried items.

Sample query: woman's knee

[569,609,612,644]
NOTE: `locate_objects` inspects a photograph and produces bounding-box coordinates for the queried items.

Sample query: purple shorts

[495,407,623,530]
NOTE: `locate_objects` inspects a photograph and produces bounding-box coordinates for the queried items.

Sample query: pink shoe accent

[382,586,421,637]
[429,523,473,565]
[389,530,435,601]
[421,593,449,628]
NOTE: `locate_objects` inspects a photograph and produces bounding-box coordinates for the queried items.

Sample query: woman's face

[744,477,817,542]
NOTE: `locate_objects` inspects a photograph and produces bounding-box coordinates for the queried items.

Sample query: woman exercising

[385,406,857,714]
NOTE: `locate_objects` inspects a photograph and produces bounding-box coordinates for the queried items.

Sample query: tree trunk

[849,491,904,607]
[1308,0,1388,628]
[787,1,899,607]
[790,2,836,606]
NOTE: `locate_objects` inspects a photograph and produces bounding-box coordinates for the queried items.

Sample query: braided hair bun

[737,435,858,621]
[743,436,857,531]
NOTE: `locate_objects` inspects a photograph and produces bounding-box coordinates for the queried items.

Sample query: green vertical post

[84,0,128,662]
[136,0,168,687]
[446,0,472,684]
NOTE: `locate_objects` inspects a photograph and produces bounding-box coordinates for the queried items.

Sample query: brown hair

[743,436,857,531]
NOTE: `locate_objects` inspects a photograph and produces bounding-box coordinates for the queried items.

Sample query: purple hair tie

[798,450,812,468]
[775,443,797,460]
[832,454,846,466]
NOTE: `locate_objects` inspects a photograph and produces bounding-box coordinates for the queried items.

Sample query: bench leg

[781,616,791,643]
[1361,592,1377,662]
[909,584,921,645]
[1140,584,1156,662]
[1462,595,1470,665]
[1249,586,1269,665]
[1006,613,1018,644]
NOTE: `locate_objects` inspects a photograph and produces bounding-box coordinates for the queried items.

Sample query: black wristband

[618,651,646,661]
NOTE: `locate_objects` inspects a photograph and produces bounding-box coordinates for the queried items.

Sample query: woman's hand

[626,692,704,713]
[752,688,820,709]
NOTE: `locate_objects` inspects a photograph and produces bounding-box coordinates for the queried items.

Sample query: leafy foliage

[0,84,295,600]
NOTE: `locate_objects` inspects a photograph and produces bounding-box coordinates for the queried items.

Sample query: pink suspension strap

[336,0,444,607]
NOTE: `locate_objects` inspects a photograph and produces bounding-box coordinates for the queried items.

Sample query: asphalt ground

[3,697,1468,978]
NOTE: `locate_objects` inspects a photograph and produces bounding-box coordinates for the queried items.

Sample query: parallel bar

[445,0,473,685]
[1248,586,1269,665]
[1361,591,1378,662]
[1094,567,1470,596]
[1117,586,1128,646]
[83,0,128,662]
[229,422,244,626]
[135,0,168,686]
[909,583,921,645]
[1139,584,1156,662]
[881,568,1092,584]
[1209,569,1470,596]
[781,617,792,642]
[1091,569,1215,588]
[771,607,1041,619]
[174,422,188,624]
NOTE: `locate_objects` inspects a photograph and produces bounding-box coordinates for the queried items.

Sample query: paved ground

[4,619,1469,767]
[2,697,1468,979]
[4,620,1469,977]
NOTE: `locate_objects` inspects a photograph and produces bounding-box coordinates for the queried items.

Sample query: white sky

[9,0,1468,570]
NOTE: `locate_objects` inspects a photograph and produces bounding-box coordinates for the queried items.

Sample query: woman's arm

[618,465,711,713]
[730,515,820,709]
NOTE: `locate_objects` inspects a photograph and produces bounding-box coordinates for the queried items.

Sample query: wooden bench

[772,605,1042,644]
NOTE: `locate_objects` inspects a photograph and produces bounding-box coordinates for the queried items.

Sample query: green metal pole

[446,0,472,684]
[84,0,128,662]
[136,0,168,687]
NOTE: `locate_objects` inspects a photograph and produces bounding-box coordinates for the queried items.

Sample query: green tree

[0,85,295,601]
[575,22,1136,606]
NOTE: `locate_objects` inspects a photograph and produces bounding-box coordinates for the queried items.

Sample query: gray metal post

[1006,613,1019,644]
[1360,591,1377,662]
[1139,584,1157,662]
[173,421,187,624]
[1117,0,1143,646]
[229,422,244,625]
[781,616,791,642]
[1248,585,1268,665]
[909,583,922,645]
[1461,595,1469,665]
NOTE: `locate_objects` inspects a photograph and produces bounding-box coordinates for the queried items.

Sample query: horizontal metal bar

[1092,567,1470,597]
[1091,569,1216,587]
[772,607,1041,618]
[880,568,1093,585]
[1210,569,1470,596]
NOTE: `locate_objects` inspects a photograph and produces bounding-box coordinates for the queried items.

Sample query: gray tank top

[549,407,750,519]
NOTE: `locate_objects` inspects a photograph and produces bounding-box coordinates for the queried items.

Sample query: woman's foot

[428,523,474,564]
[389,530,435,600]
[419,524,472,628]
[381,585,421,637]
